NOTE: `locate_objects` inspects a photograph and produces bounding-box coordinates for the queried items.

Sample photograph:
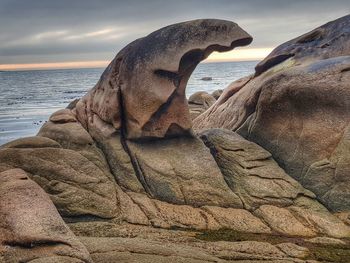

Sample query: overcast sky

[0,0,349,68]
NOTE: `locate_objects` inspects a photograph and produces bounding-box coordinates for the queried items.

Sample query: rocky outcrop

[74,19,252,140]
[193,15,350,212]
[0,136,118,219]
[188,91,216,119]
[200,129,316,210]
[0,169,92,262]
[1,17,350,262]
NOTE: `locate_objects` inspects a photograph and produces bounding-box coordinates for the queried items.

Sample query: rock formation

[188,91,217,119]
[194,14,350,213]
[1,17,350,262]
[74,19,252,140]
[0,169,92,262]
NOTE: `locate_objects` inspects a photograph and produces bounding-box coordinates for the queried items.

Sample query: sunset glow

[0,48,273,71]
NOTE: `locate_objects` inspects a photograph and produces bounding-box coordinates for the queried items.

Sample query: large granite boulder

[0,169,92,262]
[193,15,350,212]
[188,91,216,119]
[199,129,316,210]
[0,136,118,219]
[74,19,252,140]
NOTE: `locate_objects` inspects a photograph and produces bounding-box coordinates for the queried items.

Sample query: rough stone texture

[193,15,350,212]
[188,91,216,120]
[276,243,309,259]
[0,137,117,219]
[200,129,315,210]
[0,169,92,263]
[79,235,315,263]
[74,19,252,140]
[289,206,350,238]
[254,205,316,237]
[126,136,243,207]
[211,89,223,99]
[49,109,77,123]
[201,206,271,233]
[193,75,253,131]
[1,136,61,149]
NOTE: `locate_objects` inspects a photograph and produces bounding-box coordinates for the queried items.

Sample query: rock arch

[74,19,252,140]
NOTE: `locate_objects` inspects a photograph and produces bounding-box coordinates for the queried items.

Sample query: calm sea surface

[0,61,257,145]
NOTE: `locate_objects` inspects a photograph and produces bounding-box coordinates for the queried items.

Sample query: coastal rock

[49,109,77,123]
[211,89,223,99]
[0,169,92,262]
[254,205,316,237]
[126,136,242,207]
[188,91,216,119]
[193,75,253,131]
[1,136,61,149]
[193,15,350,212]
[0,140,117,218]
[74,19,252,140]
[1,17,350,262]
[198,129,350,238]
[200,129,315,210]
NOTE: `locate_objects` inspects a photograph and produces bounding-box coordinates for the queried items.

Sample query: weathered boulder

[0,136,117,219]
[188,91,216,119]
[193,15,350,212]
[199,129,315,210]
[193,75,253,131]
[211,89,223,99]
[255,14,350,76]
[74,19,252,140]
[0,169,92,262]
[126,136,242,207]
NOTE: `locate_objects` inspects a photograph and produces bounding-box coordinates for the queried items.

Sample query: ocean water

[0,61,257,145]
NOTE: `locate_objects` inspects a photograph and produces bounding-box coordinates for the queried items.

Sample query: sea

[0,61,257,145]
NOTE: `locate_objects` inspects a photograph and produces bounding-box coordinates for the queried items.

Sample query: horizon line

[0,48,273,71]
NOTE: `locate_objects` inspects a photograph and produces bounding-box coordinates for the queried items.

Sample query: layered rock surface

[1,17,350,263]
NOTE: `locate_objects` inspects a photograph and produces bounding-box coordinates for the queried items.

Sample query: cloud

[0,0,349,65]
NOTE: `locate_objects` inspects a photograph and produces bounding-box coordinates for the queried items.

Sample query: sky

[0,0,349,70]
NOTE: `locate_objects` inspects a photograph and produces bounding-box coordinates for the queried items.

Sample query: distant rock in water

[1,17,350,262]
[200,76,212,81]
